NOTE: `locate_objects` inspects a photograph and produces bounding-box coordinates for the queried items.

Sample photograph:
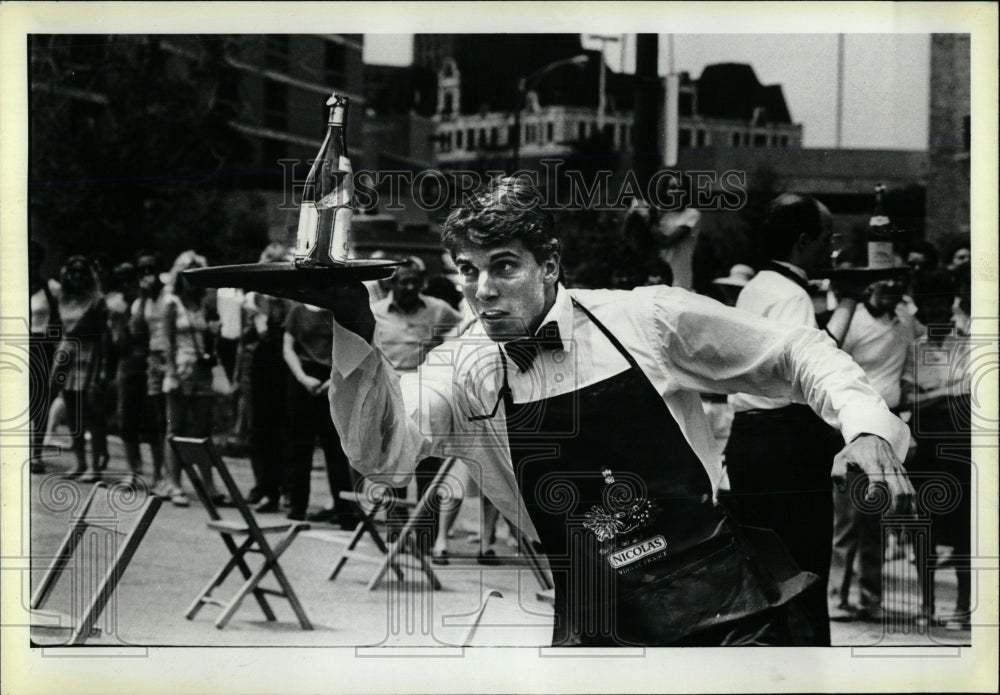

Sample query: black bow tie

[504,321,563,372]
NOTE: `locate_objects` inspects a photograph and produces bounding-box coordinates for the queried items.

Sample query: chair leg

[32,485,103,610]
[69,496,163,644]
[267,531,313,630]
[519,533,553,591]
[410,534,442,591]
[329,522,367,581]
[188,535,276,622]
[215,531,310,630]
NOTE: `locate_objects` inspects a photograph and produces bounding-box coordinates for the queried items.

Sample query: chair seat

[207,519,310,535]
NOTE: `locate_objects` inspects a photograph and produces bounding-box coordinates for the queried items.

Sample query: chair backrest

[168,436,260,532]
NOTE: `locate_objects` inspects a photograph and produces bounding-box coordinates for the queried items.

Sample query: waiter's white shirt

[729,263,816,412]
[329,284,909,541]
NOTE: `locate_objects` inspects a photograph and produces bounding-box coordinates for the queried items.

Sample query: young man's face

[452,239,559,341]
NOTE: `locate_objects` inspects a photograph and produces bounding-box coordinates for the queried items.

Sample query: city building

[925,34,970,246]
[397,35,803,167]
[29,34,366,259]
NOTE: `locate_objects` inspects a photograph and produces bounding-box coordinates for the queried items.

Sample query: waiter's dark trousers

[722,404,842,645]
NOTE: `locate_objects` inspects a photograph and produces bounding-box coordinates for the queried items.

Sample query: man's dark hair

[441,176,560,263]
[135,250,161,269]
[907,239,940,269]
[761,192,825,261]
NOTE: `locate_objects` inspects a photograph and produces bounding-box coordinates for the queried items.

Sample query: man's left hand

[832,434,914,514]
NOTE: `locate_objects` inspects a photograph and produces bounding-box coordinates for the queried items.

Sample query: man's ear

[542,252,561,285]
[793,232,810,255]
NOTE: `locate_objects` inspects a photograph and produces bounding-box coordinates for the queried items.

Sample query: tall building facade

[925,34,971,245]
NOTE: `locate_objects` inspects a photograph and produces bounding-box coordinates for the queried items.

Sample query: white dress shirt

[729,264,816,412]
[328,284,909,541]
[841,303,917,410]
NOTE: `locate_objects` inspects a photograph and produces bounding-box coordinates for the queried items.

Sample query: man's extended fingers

[833,434,915,514]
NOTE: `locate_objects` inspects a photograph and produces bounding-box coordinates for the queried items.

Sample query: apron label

[607,535,667,569]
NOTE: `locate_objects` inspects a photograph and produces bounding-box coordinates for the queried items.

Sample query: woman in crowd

[128,252,170,493]
[51,255,109,481]
[162,251,228,507]
[28,241,61,474]
[107,261,145,485]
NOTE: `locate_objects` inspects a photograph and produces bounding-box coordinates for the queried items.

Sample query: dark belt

[733,403,815,421]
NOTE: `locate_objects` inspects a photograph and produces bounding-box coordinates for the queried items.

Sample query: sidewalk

[27,435,971,648]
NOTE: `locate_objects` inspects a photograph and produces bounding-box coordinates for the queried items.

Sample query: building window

[266,35,289,72]
[780,135,789,147]
[324,41,346,87]
[731,132,740,148]
[696,129,706,147]
[456,129,463,149]
[742,132,750,146]
[679,91,694,117]
[490,126,498,147]
[679,128,692,148]
[578,121,587,140]
[264,80,288,130]
[479,128,486,148]
[547,122,555,142]
[508,124,517,147]
[467,128,475,149]
[753,133,766,147]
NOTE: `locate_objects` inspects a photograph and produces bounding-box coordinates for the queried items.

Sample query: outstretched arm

[651,287,914,512]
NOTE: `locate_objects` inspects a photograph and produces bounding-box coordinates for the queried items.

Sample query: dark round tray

[183,259,403,292]
[812,266,911,282]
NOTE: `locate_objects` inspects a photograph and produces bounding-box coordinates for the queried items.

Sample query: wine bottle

[867,183,894,269]
[295,93,354,267]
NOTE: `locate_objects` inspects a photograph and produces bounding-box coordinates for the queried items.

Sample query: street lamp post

[512,54,590,171]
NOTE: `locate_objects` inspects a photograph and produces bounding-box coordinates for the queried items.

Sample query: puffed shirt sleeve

[327,318,460,485]
[648,287,910,461]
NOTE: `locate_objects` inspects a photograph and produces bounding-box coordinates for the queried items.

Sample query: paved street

[26,434,971,649]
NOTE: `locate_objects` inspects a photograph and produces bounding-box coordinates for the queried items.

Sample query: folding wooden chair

[364,460,554,592]
[31,481,163,645]
[326,482,444,589]
[168,436,312,630]
[327,485,405,583]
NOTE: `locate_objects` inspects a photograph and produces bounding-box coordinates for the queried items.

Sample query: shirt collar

[498,283,574,359]
[771,260,808,280]
[387,292,427,314]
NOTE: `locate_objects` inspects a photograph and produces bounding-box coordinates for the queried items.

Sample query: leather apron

[502,299,816,646]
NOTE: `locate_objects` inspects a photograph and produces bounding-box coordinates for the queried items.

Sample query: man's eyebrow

[488,250,521,263]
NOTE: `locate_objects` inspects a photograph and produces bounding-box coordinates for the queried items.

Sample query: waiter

[723,192,860,644]
[281,178,912,646]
